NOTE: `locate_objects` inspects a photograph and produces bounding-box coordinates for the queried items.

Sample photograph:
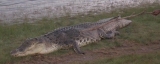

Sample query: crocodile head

[10,38,46,57]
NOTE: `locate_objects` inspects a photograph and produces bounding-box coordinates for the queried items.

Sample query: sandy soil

[7,39,160,64]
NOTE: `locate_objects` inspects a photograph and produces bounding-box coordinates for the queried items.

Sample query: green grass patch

[0,3,160,64]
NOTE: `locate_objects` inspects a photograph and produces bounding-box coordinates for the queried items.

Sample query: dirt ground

[8,40,160,64]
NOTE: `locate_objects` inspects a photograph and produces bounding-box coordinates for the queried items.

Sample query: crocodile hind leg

[114,30,120,35]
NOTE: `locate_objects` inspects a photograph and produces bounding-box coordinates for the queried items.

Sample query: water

[0,0,159,23]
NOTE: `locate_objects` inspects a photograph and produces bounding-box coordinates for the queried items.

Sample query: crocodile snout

[10,49,19,57]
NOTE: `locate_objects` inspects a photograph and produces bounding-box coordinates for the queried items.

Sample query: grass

[0,3,160,64]
[76,51,160,64]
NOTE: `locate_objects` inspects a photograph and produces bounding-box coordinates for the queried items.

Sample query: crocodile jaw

[10,43,45,57]
[39,44,61,54]
[10,43,62,57]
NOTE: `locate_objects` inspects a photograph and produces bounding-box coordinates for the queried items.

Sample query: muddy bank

[0,0,160,23]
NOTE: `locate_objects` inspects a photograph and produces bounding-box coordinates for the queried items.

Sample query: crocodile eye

[35,38,38,40]
[19,48,24,51]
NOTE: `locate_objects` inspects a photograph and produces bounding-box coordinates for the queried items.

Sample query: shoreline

[0,0,159,23]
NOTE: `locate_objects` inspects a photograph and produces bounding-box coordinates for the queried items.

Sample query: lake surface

[0,0,159,23]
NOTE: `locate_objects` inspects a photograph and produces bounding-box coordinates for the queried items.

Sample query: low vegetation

[75,51,160,64]
[0,3,160,64]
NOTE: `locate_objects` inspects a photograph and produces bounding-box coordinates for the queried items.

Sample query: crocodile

[10,16,132,57]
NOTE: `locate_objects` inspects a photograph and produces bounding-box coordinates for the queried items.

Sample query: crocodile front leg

[73,40,85,54]
[104,30,120,39]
